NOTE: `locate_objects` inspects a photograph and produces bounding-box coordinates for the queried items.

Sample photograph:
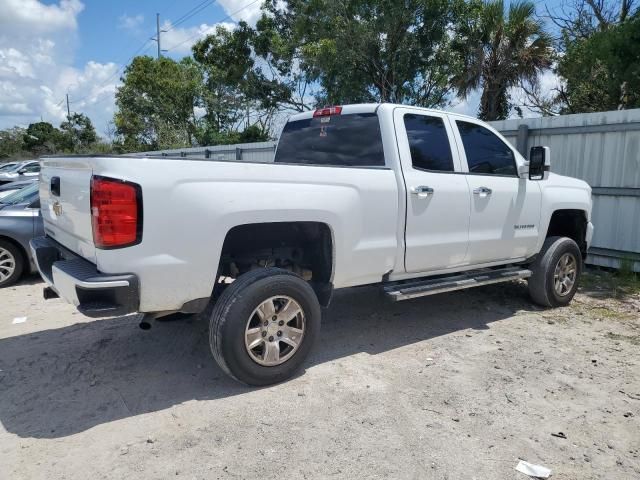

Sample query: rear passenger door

[395,108,471,273]
[451,118,541,264]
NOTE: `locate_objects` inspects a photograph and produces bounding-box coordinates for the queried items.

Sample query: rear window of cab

[274,113,385,167]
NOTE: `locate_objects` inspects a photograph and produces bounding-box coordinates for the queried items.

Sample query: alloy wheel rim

[244,295,306,367]
[0,247,15,283]
[554,252,577,296]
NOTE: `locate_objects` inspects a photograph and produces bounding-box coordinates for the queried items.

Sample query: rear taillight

[313,106,342,117]
[90,176,142,249]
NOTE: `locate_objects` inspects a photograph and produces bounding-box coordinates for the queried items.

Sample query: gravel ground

[1,271,639,480]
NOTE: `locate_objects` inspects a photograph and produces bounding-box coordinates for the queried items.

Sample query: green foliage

[60,113,98,151]
[22,122,65,155]
[196,124,270,147]
[0,127,29,159]
[452,0,553,120]
[192,24,256,135]
[0,114,100,159]
[114,56,203,151]
[258,0,459,107]
[113,33,277,152]
[558,14,640,113]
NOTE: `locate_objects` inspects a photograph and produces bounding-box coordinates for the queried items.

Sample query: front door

[451,118,541,264]
[395,108,471,273]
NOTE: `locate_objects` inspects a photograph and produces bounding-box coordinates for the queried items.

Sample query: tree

[523,1,639,115]
[22,122,64,155]
[0,127,28,159]
[256,0,460,107]
[192,21,306,143]
[557,13,640,112]
[545,0,637,44]
[60,113,98,151]
[192,24,259,140]
[114,56,203,151]
[453,0,553,120]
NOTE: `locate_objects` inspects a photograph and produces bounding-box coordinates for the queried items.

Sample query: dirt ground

[1,271,639,480]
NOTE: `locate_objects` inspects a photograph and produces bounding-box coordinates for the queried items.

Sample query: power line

[165,0,216,32]
[72,0,259,108]
[165,0,261,52]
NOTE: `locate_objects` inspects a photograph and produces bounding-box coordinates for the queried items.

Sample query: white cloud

[162,21,235,55]
[0,0,83,34]
[216,0,264,25]
[0,0,121,136]
[118,13,145,33]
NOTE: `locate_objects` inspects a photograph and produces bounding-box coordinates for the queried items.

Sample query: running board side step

[383,267,532,302]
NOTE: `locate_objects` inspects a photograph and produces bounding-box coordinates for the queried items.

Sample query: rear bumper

[29,236,139,318]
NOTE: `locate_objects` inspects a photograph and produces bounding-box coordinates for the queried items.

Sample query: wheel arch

[544,209,589,257]
[216,221,335,306]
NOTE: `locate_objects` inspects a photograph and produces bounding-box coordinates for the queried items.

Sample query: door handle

[473,186,492,197]
[411,186,434,198]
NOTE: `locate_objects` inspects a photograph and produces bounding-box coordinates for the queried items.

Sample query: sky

[0,0,565,137]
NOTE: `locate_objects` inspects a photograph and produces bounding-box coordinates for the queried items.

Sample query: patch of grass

[616,258,640,293]
[606,332,640,346]
[589,307,627,320]
[580,268,640,298]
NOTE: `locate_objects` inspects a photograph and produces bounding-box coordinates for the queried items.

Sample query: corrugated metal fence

[132,108,640,272]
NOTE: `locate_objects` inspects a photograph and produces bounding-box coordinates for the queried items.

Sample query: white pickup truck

[31,103,593,385]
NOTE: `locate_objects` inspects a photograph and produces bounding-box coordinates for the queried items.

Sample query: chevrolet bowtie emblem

[52,201,62,216]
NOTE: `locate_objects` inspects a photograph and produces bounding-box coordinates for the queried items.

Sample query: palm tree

[453,0,553,120]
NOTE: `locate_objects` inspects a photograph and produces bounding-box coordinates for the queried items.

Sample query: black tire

[528,236,582,307]
[208,268,321,386]
[0,239,24,288]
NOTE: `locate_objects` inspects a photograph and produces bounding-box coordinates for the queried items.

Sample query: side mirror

[529,146,550,180]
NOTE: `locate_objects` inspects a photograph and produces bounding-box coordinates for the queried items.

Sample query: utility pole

[156,13,161,59]
[66,94,71,119]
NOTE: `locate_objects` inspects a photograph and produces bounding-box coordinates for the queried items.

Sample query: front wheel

[208,268,321,386]
[528,236,582,307]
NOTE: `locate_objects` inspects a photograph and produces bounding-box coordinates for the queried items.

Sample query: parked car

[0,160,41,185]
[0,178,38,199]
[0,162,19,172]
[0,183,43,287]
[31,103,593,385]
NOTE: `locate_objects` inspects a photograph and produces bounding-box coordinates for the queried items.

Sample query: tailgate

[39,157,96,263]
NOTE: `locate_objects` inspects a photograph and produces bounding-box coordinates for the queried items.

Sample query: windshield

[0,163,18,172]
[0,183,39,205]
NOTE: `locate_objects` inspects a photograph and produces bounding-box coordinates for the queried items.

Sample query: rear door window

[404,114,454,172]
[456,121,517,176]
[275,113,385,167]
[21,163,41,173]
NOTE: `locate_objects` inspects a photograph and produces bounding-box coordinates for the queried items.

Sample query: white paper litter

[12,317,27,324]
[515,460,551,478]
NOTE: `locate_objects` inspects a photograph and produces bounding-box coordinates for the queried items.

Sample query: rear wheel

[208,268,321,386]
[528,236,582,307]
[0,240,24,288]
